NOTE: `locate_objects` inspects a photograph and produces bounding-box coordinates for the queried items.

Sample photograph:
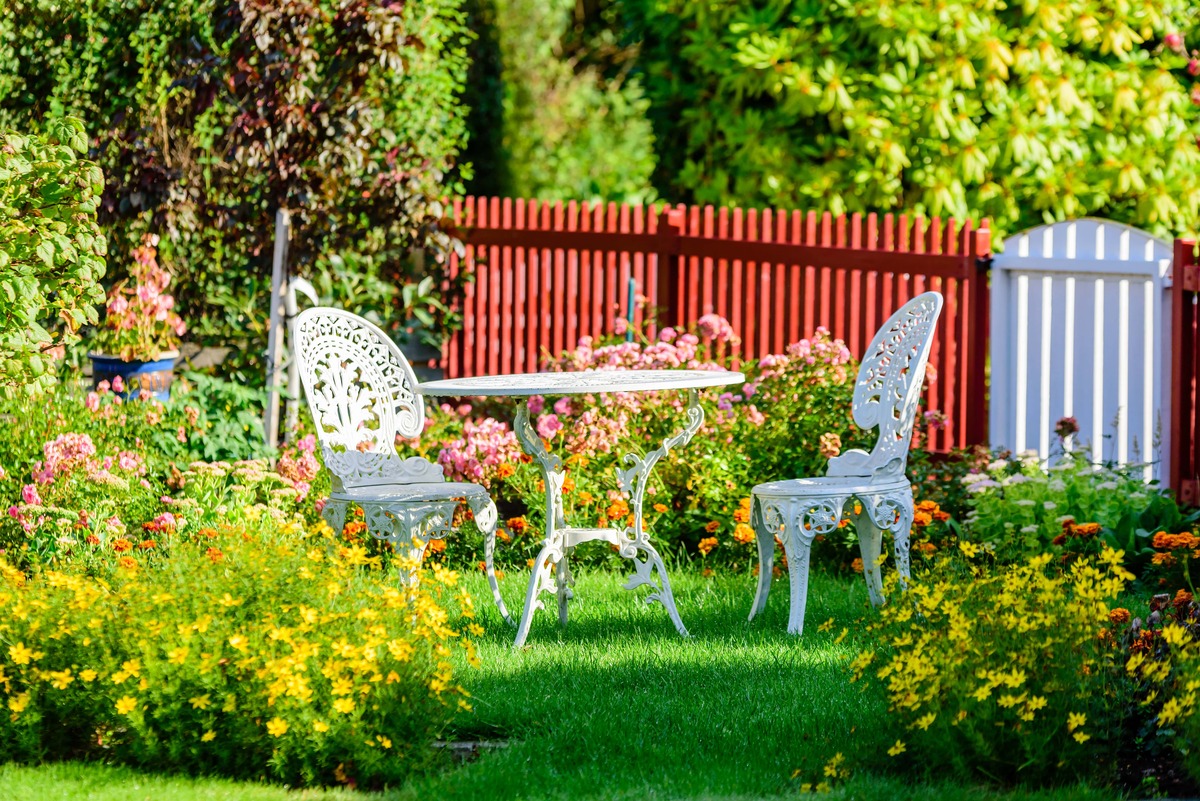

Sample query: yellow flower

[333,698,356,714]
[49,669,74,690]
[697,537,719,556]
[8,692,30,714]
[8,642,39,665]
[887,740,907,756]
[168,647,189,665]
[228,635,249,652]
[958,541,979,558]
[1067,712,1086,731]
[115,696,138,715]
[80,669,98,683]
[266,718,289,737]
[817,618,834,633]
[189,694,212,710]
[313,720,330,733]
[915,712,936,730]
[201,730,216,742]
[1072,731,1091,744]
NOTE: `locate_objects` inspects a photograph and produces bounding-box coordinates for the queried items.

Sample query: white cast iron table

[419,369,745,647]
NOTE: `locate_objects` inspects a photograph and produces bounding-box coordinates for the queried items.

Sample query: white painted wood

[989,219,1173,480]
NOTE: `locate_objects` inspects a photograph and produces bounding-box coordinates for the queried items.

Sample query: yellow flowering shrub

[0,517,475,788]
[850,548,1137,785]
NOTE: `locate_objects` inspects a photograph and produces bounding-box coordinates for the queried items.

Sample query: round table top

[419,368,745,397]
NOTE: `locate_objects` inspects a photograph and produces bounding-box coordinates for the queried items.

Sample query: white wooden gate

[989,219,1174,479]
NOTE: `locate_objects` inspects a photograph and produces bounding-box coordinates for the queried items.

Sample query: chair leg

[780,526,813,636]
[321,499,349,536]
[748,495,774,621]
[767,495,845,635]
[469,496,515,628]
[851,505,886,606]
[860,487,915,600]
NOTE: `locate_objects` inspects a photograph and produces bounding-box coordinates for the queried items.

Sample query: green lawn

[4,567,1121,801]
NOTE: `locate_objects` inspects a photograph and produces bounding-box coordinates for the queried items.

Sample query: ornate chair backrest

[825,291,944,481]
[294,308,443,491]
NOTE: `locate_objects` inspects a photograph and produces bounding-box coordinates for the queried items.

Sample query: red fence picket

[444,197,992,452]
[1170,239,1199,506]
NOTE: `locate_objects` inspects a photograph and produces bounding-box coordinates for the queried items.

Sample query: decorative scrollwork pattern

[826,292,943,481]
[294,308,426,489]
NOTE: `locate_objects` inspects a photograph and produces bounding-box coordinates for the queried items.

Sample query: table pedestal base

[510,390,702,648]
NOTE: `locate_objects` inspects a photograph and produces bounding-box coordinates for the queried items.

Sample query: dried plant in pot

[89,234,186,400]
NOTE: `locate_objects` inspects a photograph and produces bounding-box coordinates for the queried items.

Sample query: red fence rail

[445,197,992,452]
[1171,239,1199,506]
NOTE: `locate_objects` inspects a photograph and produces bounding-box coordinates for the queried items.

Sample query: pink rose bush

[437,417,523,488]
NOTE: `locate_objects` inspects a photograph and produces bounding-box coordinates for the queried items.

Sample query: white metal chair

[294,307,513,626]
[749,291,944,634]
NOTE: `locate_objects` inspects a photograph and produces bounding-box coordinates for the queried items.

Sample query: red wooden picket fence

[443,197,992,453]
[1171,239,1199,506]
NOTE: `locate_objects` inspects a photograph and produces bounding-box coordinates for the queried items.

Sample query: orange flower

[933,510,951,522]
[564,476,576,493]
[1073,522,1102,537]
[851,557,864,572]
[1175,590,1194,608]
[701,568,715,578]
[917,542,937,555]
[427,539,446,554]
[496,528,512,544]
[916,500,939,513]
[85,534,101,546]
[578,492,595,505]
[112,538,133,553]
[1109,608,1131,624]
[733,507,751,523]
[1153,532,1200,550]
[607,500,630,520]
[913,511,933,528]
[506,517,528,534]
[137,539,157,550]
[198,528,218,539]
[1152,552,1178,567]
[205,547,224,563]
[653,503,669,514]
[733,523,755,544]
[698,537,718,556]
[705,520,721,533]
[496,463,516,479]
[117,556,137,571]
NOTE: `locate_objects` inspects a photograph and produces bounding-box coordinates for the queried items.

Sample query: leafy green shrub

[0,117,106,396]
[0,0,472,380]
[850,549,1138,786]
[623,0,1200,240]
[0,517,475,787]
[961,454,1197,570]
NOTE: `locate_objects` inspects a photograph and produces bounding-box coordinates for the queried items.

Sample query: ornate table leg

[468,495,516,628]
[613,388,706,637]
[513,404,569,648]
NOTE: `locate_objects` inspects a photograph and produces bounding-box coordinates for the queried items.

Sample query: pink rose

[21,484,41,505]
[526,395,545,414]
[536,414,563,440]
[614,317,629,336]
[111,375,125,394]
[1166,32,1185,53]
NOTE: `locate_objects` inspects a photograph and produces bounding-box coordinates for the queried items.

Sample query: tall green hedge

[0,0,471,379]
[623,0,1200,240]
[0,118,106,397]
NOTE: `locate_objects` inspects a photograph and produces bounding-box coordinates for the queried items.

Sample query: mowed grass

[5,566,1120,801]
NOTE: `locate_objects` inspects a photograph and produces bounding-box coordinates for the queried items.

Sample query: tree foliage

[623,0,1200,239]
[464,0,657,203]
[0,0,472,379]
[0,118,106,397]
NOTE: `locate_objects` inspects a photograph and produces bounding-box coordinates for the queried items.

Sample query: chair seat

[751,475,910,499]
[330,481,489,504]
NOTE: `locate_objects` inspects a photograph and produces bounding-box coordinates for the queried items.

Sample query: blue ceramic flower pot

[90,351,179,401]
